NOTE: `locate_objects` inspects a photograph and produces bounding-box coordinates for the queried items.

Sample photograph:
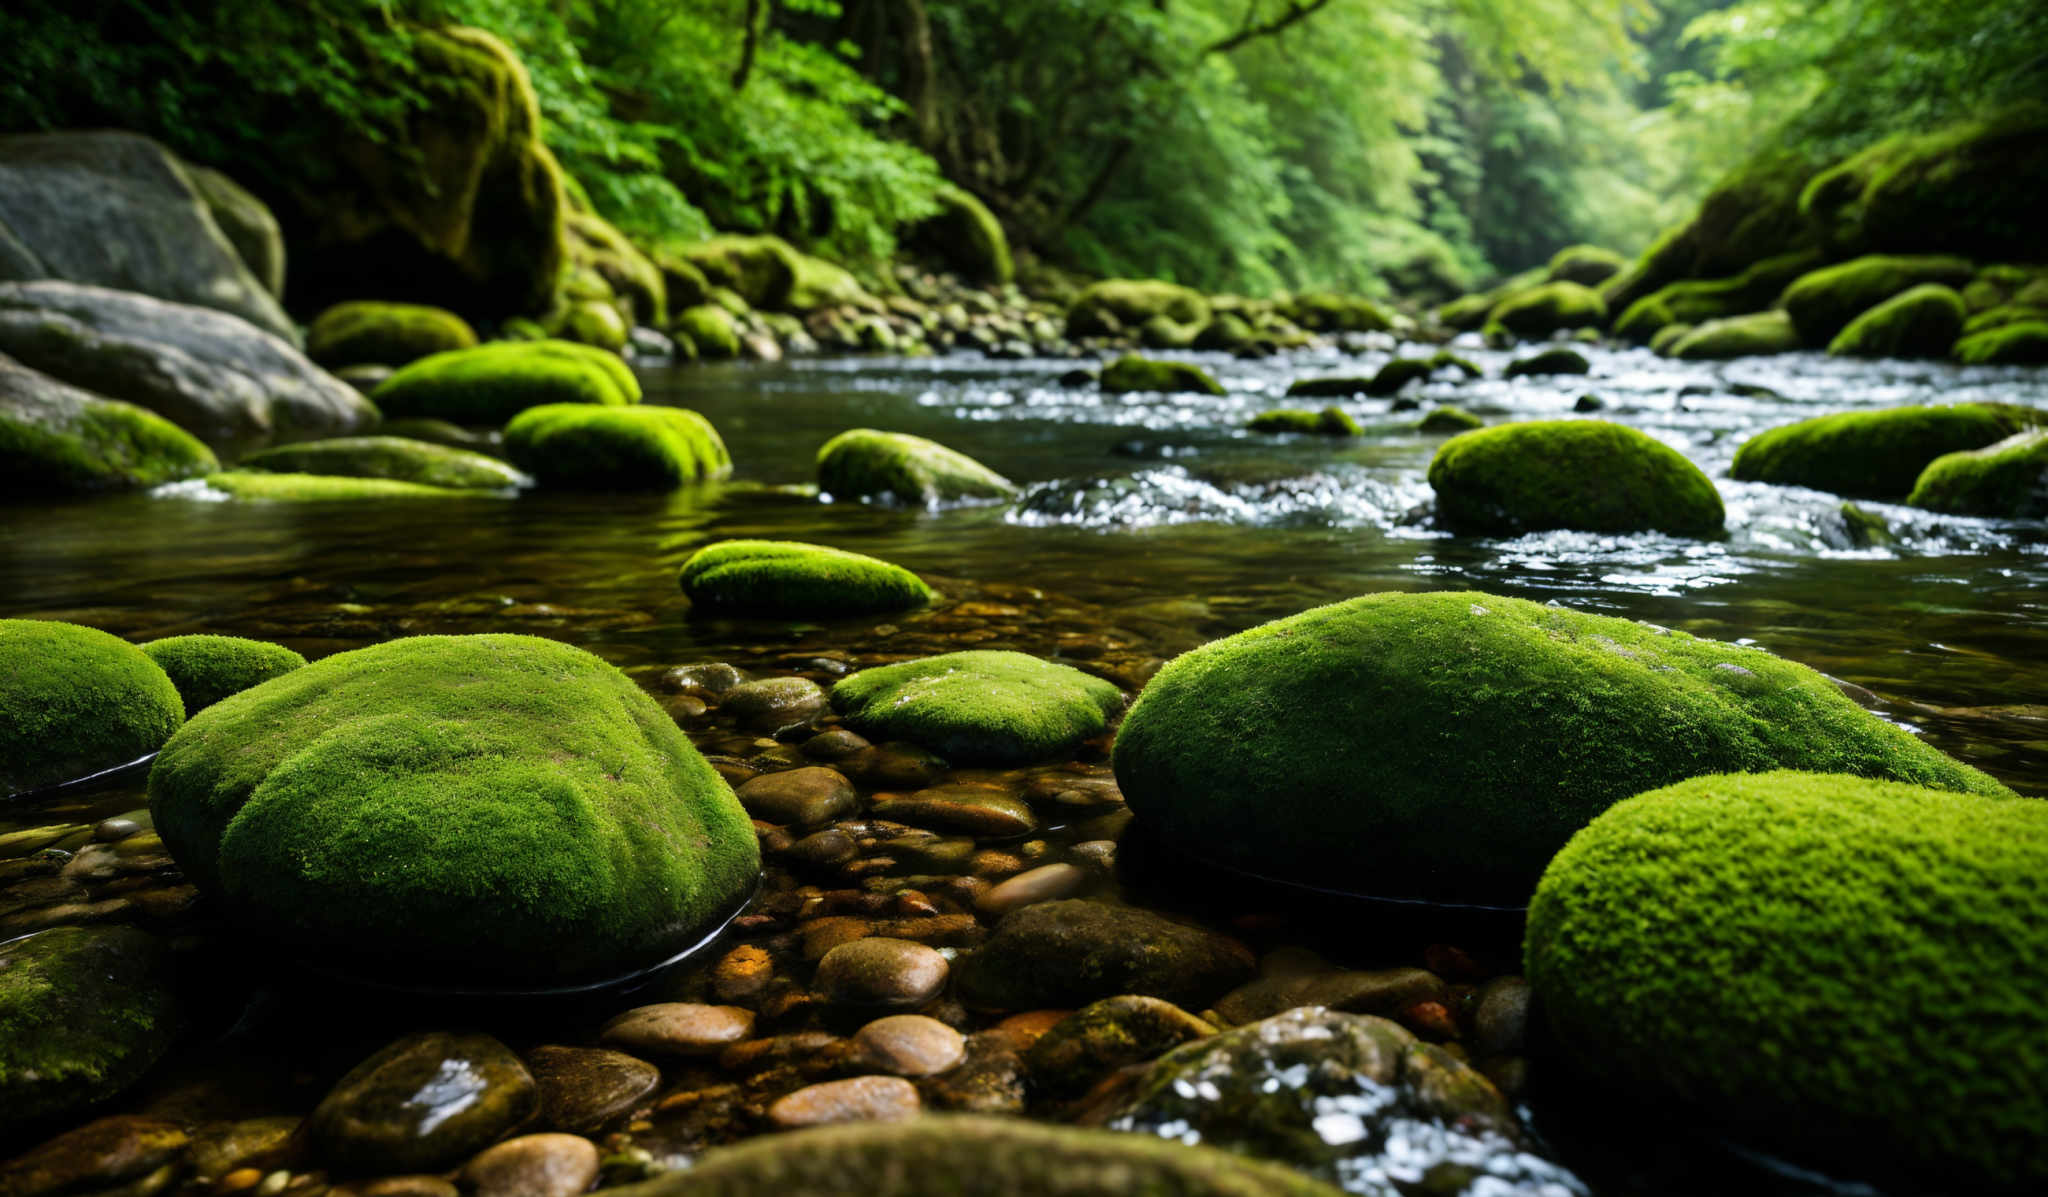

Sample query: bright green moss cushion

[1907,428,2048,517]
[237,436,525,490]
[1,619,182,796]
[1954,319,2048,365]
[370,340,639,424]
[1779,254,1975,343]
[1526,771,2047,1191]
[147,634,759,987]
[831,650,1126,765]
[1111,592,2008,906]
[1426,420,1724,536]
[1100,355,1225,396]
[141,634,307,717]
[0,926,183,1123]
[503,404,730,491]
[679,540,934,616]
[1484,281,1606,338]
[815,428,1016,507]
[1729,403,2043,499]
[1826,284,1965,358]
[306,301,478,369]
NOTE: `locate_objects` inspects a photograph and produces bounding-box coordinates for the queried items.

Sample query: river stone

[0,1116,189,1197]
[850,1014,966,1077]
[0,927,183,1124]
[524,1045,661,1134]
[1112,590,2007,907]
[870,784,1039,836]
[830,651,1125,765]
[815,428,1017,506]
[679,540,934,616]
[814,937,949,1008]
[1024,996,1215,1096]
[458,1134,600,1197]
[306,302,478,370]
[184,1116,300,1179]
[736,767,858,826]
[1731,402,2043,500]
[767,1076,921,1130]
[1908,427,2048,518]
[1213,967,1448,1026]
[1110,1008,1581,1195]
[2,619,184,798]
[954,900,1253,1011]
[0,351,218,495]
[1469,976,1530,1056]
[0,131,295,341]
[721,676,828,730]
[976,862,1090,915]
[599,1003,755,1057]
[0,281,377,452]
[307,1032,536,1174]
[239,436,524,491]
[1426,419,1724,535]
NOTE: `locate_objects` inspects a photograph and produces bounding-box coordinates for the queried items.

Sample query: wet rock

[870,785,1038,837]
[781,829,859,869]
[458,1134,600,1197]
[975,862,1090,915]
[186,1117,300,1180]
[1469,977,1531,1056]
[710,944,780,1003]
[720,677,827,730]
[0,925,183,1123]
[356,1179,459,1197]
[664,663,744,693]
[719,1032,842,1076]
[801,729,871,760]
[736,767,858,826]
[813,937,949,1008]
[832,651,1124,766]
[839,742,950,789]
[1024,996,1216,1097]
[954,900,1253,1011]
[766,1076,921,1130]
[305,1031,538,1174]
[0,1116,188,1197]
[850,1015,966,1077]
[524,1045,660,1134]
[600,1003,756,1057]
[1213,967,1448,1026]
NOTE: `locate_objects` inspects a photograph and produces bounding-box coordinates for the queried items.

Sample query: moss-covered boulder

[239,436,525,490]
[564,210,665,327]
[1066,281,1211,338]
[372,340,638,425]
[503,404,729,491]
[1503,347,1589,378]
[1906,428,2048,517]
[1286,292,1393,333]
[1283,375,1369,399]
[1436,267,1546,332]
[679,540,933,616]
[1955,319,2048,365]
[0,927,184,1124]
[1610,250,1826,343]
[1730,403,2042,499]
[675,304,741,359]
[197,471,496,502]
[1648,322,1694,355]
[1416,406,1483,434]
[1112,592,2007,906]
[1545,244,1629,287]
[1137,314,1201,350]
[306,302,478,370]
[677,236,801,311]
[787,254,872,313]
[147,634,760,987]
[1,619,183,796]
[546,298,629,353]
[1779,254,1975,344]
[906,185,1013,285]
[1527,771,2046,1191]
[830,650,1125,765]
[1,353,217,495]
[1826,284,1966,358]
[1602,148,1829,315]
[1427,420,1723,536]
[815,428,1016,507]
[141,635,307,718]
[1485,281,1606,339]
[1100,354,1224,395]
[1668,310,1802,359]
[1246,407,1359,437]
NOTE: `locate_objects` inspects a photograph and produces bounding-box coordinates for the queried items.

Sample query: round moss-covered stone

[1730,402,2042,499]
[679,540,933,616]
[1426,420,1723,536]
[815,428,1016,507]
[1416,405,1482,434]
[1503,346,1590,377]
[504,404,730,491]
[831,651,1124,766]
[1112,591,2008,905]
[147,634,759,987]
[1907,428,2048,517]
[371,340,639,425]
[1,619,182,795]
[1245,407,1358,436]
[1955,319,2048,364]
[306,302,478,369]
[1667,310,1802,359]
[141,634,306,717]
[675,304,741,359]
[1100,354,1224,396]
[0,926,184,1124]
[237,436,525,490]
[1484,281,1606,339]
[1827,284,1966,358]
[1526,770,2048,1191]
[1545,244,1628,287]
[1779,254,1975,343]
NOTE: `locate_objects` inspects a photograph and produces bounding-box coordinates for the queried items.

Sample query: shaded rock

[600,1003,755,1058]
[954,900,1252,1011]
[1024,996,1215,1097]
[1066,281,1211,338]
[459,1134,599,1197]
[0,928,183,1124]
[239,436,524,490]
[814,938,949,1008]
[0,1116,189,1197]
[870,785,1038,837]
[1908,427,2048,517]
[766,1076,920,1130]
[1213,967,1447,1026]
[1485,282,1604,339]
[1730,402,2041,500]
[1415,406,1481,434]
[0,352,217,495]
[306,1031,537,1174]
[1780,254,1975,344]
[1828,283,1966,358]
[306,302,477,370]
[977,862,1090,916]
[1100,354,1224,396]
[721,676,828,730]
[906,185,1013,285]
[185,164,286,301]
[1427,420,1723,535]
[524,1046,660,1135]
[736,767,858,826]
[1668,310,1803,359]
[816,428,1016,507]
[1246,408,1358,436]
[1503,347,1589,377]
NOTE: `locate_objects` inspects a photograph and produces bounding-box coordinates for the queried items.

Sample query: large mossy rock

[277,26,566,319]
[1427,420,1724,536]
[1611,251,1822,342]
[0,131,296,342]
[1954,319,2048,365]
[1100,354,1225,395]
[1602,148,1830,315]
[306,302,478,370]
[141,634,307,718]
[1484,281,1606,339]
[1778,254,1975,344]
[1827,284,1966,358]
[1907,429,2048,518]
[1111,591,2008,906]
[830,650,1125,765]
[679,540,933,617]
[0,927,184,1124]
[0,352,217,495]
[1285,292,1393,333]
[371,340,639,425]
[0,281,377,452]
[606,1115,1342,1197]
[564,210,665,327]
[147,634,760,988]
[1,619,183,797]
[1526,771,2047,1191]
[676,236,802,311]
[905,185,1014,285]
[1066,280,1212,338]
[815,428,1016,507]
[1545,244,1629,287]
[674,304,741,359]
[1666,310,1803,360]
[503,404,728,491]
[240,435,525,490]
[1729,403,2042,500]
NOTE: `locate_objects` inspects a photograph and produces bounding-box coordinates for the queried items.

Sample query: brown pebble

[982,1009,1071,1052]
[0,1116,188,1197]
[782,829,858,868]
[524,1045,661,1135]
[766,1076,920,1130]
[219,1171,263,1194]
[813,937,948,1007]
[1423,943,1488,982]
[711,944,777,1003]
[599,1003,755,1056]
[851,1015,966,1076]
[1399,999,1460,1041]
[356,1180,458,1197]
[801,729,871,760]
[459,1134,599,1197]
[718,1031,841,1074]
[872,785,1038,837]
[976,863,1089,916]
[1470,976,1531,1055]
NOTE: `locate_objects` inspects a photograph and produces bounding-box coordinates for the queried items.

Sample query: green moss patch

[147,634,759,987]
[815,428,1016,507]
[238,436,525,490]
[1779,255,1975,344]
[679,540,934,616]
[1668,310,1802,359]
[1416,406,1483,434]
[142,635,306,718]
[371,340,639,425]
[1907,429,2048,517]
[675,304,741,359]
[676,235,802,311]
[0,926,183,1123]
[306,302,478,370]
[1246,408,1359,436]
[1484,282,1606,339]
[1610,251,1823,343]
[1827,284,1966,358]
[503,404,729,491]
[199,471,493,501]
[1,363,219,496]
[1730,403,2042,499]
[831,650,1125,765]
[1100,355,1224,396]
[1427,420,1723,536]
[1526,770,2046,1190]
[1,619,183,795]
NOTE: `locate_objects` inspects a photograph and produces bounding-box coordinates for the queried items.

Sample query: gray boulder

[0,352,218,494]
[0,131,296,342]
[0,281,377,452]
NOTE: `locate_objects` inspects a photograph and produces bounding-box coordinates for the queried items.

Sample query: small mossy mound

[677,235,802,311]
[1416,406,1482,434]
[1610,251,1824,343]
[238,436,524,490]
[1283,375,1370,399]
[1112,592,2008,906]
[679,540,934,616]
[906,185,1014,285]
[503,404,729,491]
[1526,771,2047,1191]
[816,429,1016,507]
[147,634,760,988]
[141,635,307,718]
[1,619,183,796]
[546,298,630,353]
[0,926,183,1124]
[1364,358,1436,395]
[1907,429,2048,518]
[1729,403,2042,500]
[1100,354,1224,396]
[1285,292,1393,333]
[305,302,478,370]
[1648,322,1694,356]
[1668,310,1802,360]
[1545,245,1629,287]
[787,254,872,313]
[565,209,665,326]
[199,472,492,502]
[1436,267,1547,332]
[1427,350,1482,378]
[1503,347,1589,378]
[675,304,741,359]
[1,355,218,494]
[1137,314,1201,350]
[1954,319,2048,365]
[830,650,1125,765]
[1066,281,1211,338]
[1962,303,2048,335]
[1427,420,1723,536]
[1827,284,1966,358]
[1485,282,1606,339]
[1779,255,1975,344]
[372,340,639,425]
[1246,407,1358,437]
